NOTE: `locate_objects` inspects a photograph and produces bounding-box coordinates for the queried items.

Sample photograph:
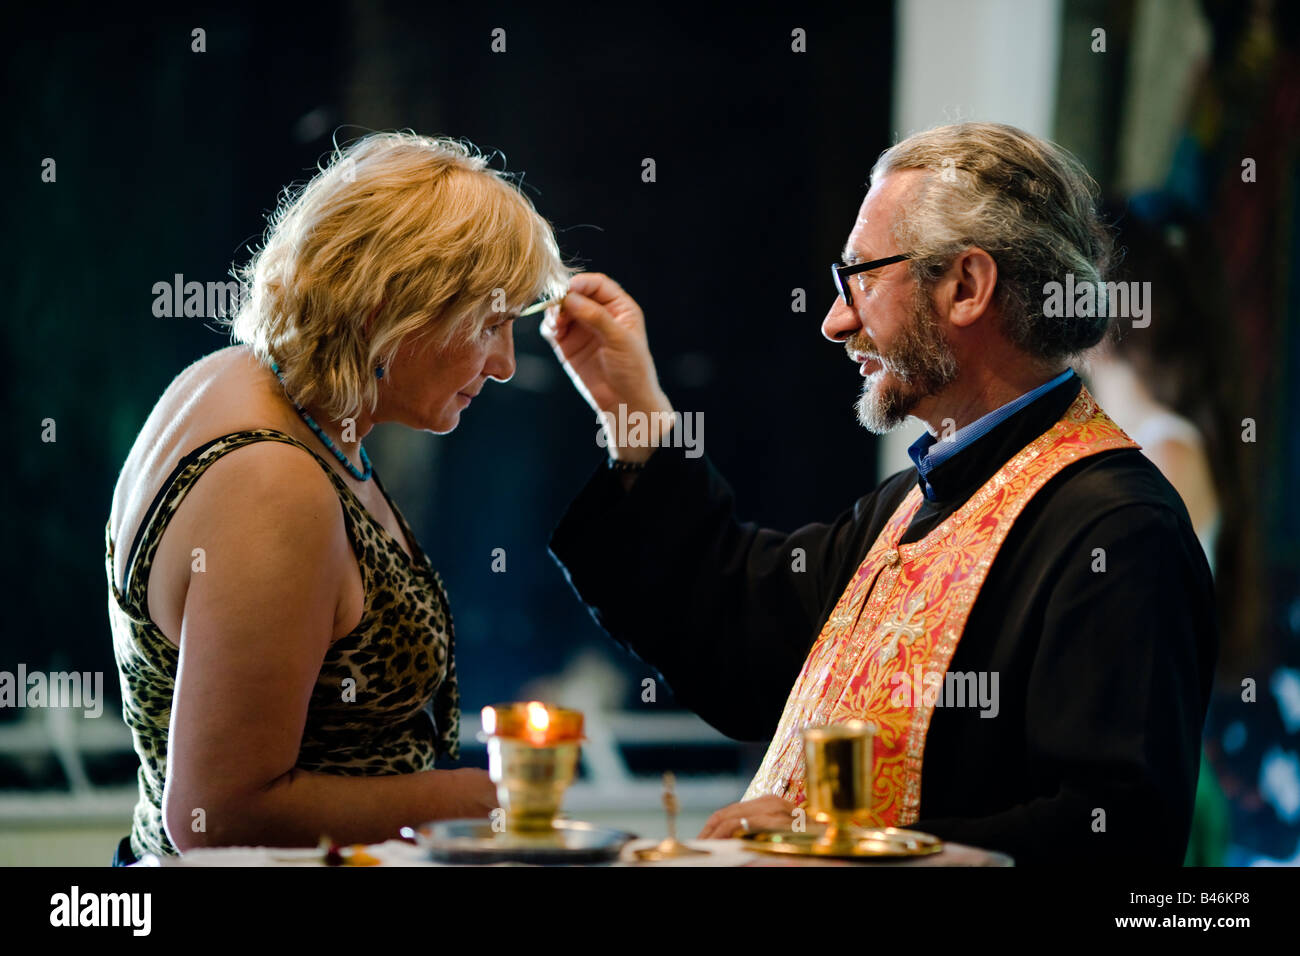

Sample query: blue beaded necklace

[270,361,372,481]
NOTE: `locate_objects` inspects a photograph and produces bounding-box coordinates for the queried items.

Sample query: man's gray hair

[872,122,1113,361]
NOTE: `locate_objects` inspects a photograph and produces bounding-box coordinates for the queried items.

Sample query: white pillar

[879,0,1064,480]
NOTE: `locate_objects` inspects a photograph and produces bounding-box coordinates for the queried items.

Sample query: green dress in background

[1184,749,1231,866]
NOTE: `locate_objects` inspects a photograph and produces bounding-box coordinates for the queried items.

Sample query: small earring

[375,365,385,379]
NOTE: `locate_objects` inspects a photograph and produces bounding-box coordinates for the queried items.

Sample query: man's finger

[706,810,748,840]
[699,807,729,836]
[558,290,617,337]
[567,271,624,304]
[698,813,733,839]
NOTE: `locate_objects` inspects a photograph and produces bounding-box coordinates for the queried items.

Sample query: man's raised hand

[540,272,674,463]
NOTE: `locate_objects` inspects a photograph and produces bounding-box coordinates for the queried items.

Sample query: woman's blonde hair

[222,131,570,420]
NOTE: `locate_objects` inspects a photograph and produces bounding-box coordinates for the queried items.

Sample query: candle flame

[526,701,550,734]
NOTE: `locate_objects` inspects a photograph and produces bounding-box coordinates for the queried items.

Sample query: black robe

[548,374,1218,865]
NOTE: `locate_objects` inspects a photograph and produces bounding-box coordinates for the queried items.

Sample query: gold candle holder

[482,702,584,834]
[802,720,875,852]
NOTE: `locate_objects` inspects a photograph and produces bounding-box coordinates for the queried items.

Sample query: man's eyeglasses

[831,253,912,308]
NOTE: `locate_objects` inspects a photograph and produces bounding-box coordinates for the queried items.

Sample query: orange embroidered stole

[742,385,1138,826]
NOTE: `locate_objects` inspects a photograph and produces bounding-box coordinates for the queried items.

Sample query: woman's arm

[159,442,493,852]
[1143,435,1219,535]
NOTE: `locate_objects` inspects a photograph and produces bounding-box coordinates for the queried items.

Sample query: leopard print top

[105,429,460,860]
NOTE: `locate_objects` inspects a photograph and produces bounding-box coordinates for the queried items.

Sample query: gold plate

[741,826,944,860]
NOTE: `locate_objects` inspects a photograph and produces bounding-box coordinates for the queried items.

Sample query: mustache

[845,334,880,359]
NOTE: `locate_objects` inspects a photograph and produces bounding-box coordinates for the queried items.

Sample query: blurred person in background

[1085,192,1262,865]
[106,132,568,863]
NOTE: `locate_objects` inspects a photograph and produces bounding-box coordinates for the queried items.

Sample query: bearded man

[542,122,1216,865]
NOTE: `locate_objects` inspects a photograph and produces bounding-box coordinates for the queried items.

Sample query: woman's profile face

[383,313,517,434]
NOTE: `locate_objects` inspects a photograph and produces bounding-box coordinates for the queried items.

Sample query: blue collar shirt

[905,369,1077,502]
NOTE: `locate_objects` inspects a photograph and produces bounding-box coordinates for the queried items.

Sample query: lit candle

[525,701,550,746]
[480,702,585,833]
[481,702,584,746]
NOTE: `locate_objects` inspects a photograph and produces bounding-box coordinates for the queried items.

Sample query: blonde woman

[106,133,569,863]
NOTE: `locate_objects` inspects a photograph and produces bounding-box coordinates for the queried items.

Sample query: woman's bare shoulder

[160,344,271,417]
[124,346,288,466]
[110,345,301,564]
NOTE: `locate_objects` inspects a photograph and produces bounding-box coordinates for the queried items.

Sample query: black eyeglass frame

[831,253,912,307]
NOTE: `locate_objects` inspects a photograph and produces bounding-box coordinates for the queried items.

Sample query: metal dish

[400,818,636,865]
[741,825,944,859]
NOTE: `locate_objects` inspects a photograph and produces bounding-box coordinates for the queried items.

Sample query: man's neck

[915,363,1068,436]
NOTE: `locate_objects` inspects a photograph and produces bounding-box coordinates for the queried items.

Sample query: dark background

[6,1,1300,865]
[4,2,893,709]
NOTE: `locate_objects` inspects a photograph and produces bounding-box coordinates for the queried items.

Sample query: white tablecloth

[140,837,1012,867]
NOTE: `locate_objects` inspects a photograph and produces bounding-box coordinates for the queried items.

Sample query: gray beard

[853,287,959,434]
[856,371,919,434]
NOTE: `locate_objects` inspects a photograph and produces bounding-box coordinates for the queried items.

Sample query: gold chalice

[741,720,942,859]
[802,721,875,853]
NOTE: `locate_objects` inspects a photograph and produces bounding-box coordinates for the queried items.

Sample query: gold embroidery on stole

[742,386,1138,826]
